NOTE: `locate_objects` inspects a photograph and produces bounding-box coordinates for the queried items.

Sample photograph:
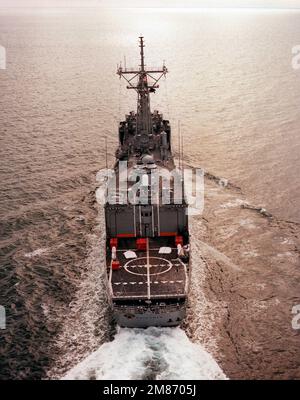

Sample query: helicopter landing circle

[124,256,172,276]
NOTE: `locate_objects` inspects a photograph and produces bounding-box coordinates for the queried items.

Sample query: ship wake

[49,174,228,380]
[62,327,227,380]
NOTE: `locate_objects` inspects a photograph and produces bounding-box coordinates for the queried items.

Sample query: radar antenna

[117,37,168,136]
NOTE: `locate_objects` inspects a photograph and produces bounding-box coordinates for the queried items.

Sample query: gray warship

[104,37,190,327]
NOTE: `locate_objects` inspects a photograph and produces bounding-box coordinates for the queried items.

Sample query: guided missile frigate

[104,37,190,327]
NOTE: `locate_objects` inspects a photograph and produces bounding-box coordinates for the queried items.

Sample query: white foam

[63,327,227,380]
[197,239,240,271]
[242,250,259,258]
[281,238,294,245]
[277,252,293,258]
[24,247,49,258]
[220,198,245,209]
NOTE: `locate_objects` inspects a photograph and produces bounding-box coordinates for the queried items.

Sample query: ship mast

[117,37,168,136]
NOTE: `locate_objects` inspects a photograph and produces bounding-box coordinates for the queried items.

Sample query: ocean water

[0,7,300,379]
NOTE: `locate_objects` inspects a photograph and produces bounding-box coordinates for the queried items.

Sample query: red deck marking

[110,238,118,248]
[116,233,135,238]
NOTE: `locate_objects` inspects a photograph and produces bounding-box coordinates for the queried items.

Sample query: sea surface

[0,7,299,379]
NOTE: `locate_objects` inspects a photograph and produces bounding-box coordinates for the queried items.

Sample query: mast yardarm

[117,37,168,136]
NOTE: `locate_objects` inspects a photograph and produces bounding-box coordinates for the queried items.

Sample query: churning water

[63,327,227,380]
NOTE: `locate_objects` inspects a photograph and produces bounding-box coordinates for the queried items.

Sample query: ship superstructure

[104,37,190,327]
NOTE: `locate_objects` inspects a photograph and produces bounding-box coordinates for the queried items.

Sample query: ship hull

[114,304,186,328]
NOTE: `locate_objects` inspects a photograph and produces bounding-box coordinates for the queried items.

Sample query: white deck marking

[112,245,187,297]
[114,281,145,285]
[113,280,184,286]
[124,257,172,276]
[177,258,189,294]
[108,263,113,296]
